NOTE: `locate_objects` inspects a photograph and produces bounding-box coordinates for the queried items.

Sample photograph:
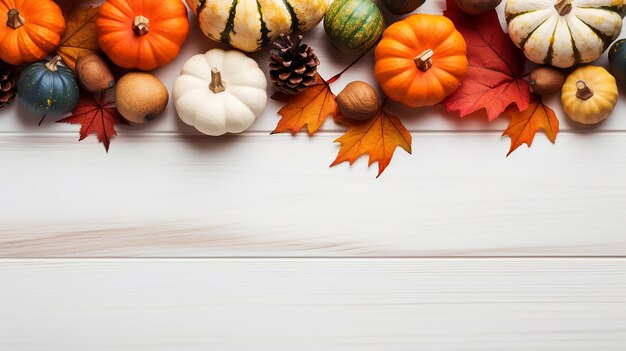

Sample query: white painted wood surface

[1,259,626,350]
[1,132,625,257]
[2,1,626,349]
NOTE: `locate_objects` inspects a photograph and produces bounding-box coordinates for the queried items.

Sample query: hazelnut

[75,54,116,93]
[336,81,380,121]
[530,66,566,96]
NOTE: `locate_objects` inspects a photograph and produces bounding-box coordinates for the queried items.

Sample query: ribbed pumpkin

[17,56,79,116]
[561,65,618,125]
[96,0,190,71]
[186,0,328,53]
[0,0,65,65]
[374,14,468,108]
[324,0,385,54]
[506,0,623,69]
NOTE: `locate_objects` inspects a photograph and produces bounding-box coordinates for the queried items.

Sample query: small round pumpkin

[17,56,80,116]
[96,0,190,71]
[609,39,626,87]
[561,66,618,125]
[324,0,385,54]
[173,49,268,136]
[374,14,468,108]
[0,0,65,65]
[506,0,623,68]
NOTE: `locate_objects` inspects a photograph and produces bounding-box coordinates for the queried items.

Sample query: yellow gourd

[561,66,618,125]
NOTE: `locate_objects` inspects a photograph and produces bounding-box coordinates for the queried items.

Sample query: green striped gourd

[324,0,385,54]
[505,0,623,68]
[186,0,328,52]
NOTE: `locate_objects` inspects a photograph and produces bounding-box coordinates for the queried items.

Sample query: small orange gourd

[96,0,190,71]
[374,14,468,108]
[0,0,65,65]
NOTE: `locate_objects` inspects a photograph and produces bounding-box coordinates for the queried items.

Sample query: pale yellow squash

[561,65,618,125]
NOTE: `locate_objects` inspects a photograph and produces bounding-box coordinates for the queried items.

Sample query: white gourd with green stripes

[186,0,329,52]
[506,0,623,68]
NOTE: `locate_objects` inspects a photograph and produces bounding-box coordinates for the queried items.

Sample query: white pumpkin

[506,0,623,68]
[185,0,329,52]
[173,49,267,136]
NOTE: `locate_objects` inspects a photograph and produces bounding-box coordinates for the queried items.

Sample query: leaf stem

[327,52,368,84]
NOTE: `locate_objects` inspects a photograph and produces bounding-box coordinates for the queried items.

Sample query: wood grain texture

[1,133,625,257]
[1,258,625,350]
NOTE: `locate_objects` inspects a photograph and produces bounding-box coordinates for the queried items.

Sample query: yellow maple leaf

[331,110,412,177]
[503,98,559,156]
[57,4,100,70]
[271,73,339,135]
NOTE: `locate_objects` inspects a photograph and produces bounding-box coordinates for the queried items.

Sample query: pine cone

[0,62,17,109]
[270,34,320,94]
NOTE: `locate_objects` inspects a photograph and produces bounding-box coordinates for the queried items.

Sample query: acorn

[530,66,566,96]
[453,0,502,14]
[115,72,168,124]
[75,53,115,92]
[337,81,380,121]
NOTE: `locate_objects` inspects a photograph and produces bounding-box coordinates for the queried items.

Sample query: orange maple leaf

[271,73,339,135]
[331,110,412,177]
[57,4,100,70]
[503,97,559,156]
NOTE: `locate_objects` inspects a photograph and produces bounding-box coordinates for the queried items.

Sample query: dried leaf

[58,91,129,152]
[442,0,531,121]
[57,5,100,70]
[331,110,412,177]
[272,73,339,135]
[502,97,559,156]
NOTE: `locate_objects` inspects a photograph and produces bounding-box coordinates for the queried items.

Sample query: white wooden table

[1,1,626,349]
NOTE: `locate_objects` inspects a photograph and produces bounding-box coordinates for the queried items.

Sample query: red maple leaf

[58,91,128,152]
[442,0,531,121]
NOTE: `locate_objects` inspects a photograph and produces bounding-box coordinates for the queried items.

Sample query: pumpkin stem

[554,0,572,16]
[209,68,226,93]
[6,8,25,29]
[45,56,63,72]
[133,15,150,36]
[415,49,434,72]
[576,80,594,100]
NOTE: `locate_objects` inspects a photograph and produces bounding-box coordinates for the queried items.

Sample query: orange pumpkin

[96,0,190,71]
[0,0,65,65]
[374,14,468,108]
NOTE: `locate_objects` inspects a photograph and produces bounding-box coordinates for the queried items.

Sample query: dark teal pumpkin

[609,39,626,87]
[324,0,385,54]
[381,0,425,15]
[17,56,79,115]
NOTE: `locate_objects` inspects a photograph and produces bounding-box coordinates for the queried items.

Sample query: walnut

[336,81,380,121]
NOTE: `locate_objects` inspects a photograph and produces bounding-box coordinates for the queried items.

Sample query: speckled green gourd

[17,56,79,116]
[609,39,626,87]
[381,0,425,15]
[324,0,385,54]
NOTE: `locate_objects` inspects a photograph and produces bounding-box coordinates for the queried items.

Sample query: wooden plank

[1,133,625,257]
[1,258,625,350]
[0,2,624,134]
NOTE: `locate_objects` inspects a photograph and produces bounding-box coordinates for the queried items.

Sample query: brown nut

[530,66,566,96]
[453,0,502,14]
[75,54,115,92]
[337,81,379,121]
[115,72,168,124]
